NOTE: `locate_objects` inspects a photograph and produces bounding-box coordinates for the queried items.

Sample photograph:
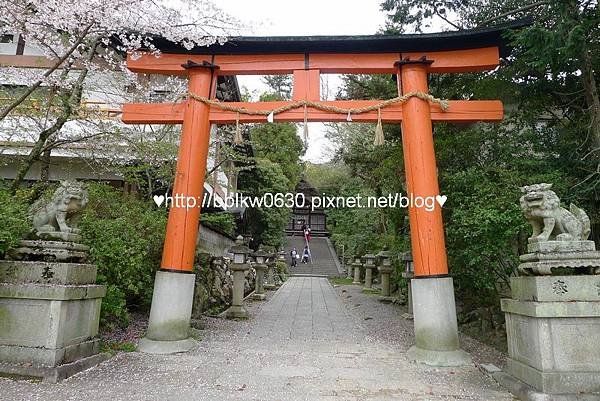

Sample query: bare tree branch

[0,23,94,121]
[477,1,550,27]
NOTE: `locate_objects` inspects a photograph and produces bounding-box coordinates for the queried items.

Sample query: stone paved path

[1,277,514,401]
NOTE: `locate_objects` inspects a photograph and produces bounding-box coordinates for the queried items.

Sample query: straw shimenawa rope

[183,91,449,145]
[185,91,449,116]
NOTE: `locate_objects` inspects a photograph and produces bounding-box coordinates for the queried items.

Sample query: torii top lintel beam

[121,23,528,125]
[127,21,526,76]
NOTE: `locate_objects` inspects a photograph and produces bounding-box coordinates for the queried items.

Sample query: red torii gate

[122,26,514,363]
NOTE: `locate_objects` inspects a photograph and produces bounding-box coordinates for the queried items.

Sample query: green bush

[79,183,167,329]
[0,185,31,257]
[200,212,235,236]
[238,158,291,249]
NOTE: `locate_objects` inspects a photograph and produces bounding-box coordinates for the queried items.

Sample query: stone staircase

[284,235,343,277]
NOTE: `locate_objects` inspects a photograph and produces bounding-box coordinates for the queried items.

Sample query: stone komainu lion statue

[520,183,590,243]
[29,180,88,234]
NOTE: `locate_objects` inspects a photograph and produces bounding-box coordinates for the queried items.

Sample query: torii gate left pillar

[138,62,217,354]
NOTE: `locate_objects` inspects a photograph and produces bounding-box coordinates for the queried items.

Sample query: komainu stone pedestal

[519,240,600,276]
[501,275,600,397]
[0,260,107,382]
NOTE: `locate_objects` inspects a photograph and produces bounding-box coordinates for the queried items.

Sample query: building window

[149,89,171,102]
[0,34,14,43]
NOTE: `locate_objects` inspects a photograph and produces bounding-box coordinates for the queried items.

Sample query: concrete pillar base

[409,276,471,367]
[137,337,197,354]
[223,305,249,319]
[264,283,276,290]
[138,270,196,354]
[407,345,471,367]
[378,296,393,303]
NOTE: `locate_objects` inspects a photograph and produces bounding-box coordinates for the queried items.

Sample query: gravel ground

[1,278,514,401]
[333,283,507,368]
[100,311,148,346]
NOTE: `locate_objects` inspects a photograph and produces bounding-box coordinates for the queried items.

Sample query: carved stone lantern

[400,251,414,318]
[362,254,376,291]
[251,247,270,300]
[352,255,363,285]
[346,256,354,279]
[377,249,393,302]
[224,236,251,319]
[264,250,277,290]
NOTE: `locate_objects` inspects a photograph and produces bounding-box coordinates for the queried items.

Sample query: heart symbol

[153,195,165,207]
[436,195,448,208]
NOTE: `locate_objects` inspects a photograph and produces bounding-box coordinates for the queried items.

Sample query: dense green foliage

[0,185,32,257]
[251,121,304,189]
[79,183,167,329]
[238,158,291,249]
[238,76,306,249]
[200,212,236,236]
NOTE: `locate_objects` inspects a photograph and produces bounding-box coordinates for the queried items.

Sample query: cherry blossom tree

[0,0,239,191]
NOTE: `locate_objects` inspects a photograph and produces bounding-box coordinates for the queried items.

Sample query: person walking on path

[301,245,311,264]
[290,247,298,267]
[305,226,312,242]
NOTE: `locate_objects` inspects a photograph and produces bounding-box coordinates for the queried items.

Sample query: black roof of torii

[149,19,529,58]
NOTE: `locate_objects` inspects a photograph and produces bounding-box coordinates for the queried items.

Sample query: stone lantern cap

[229,236,252,269]
[377,250,393,273]
[252,247,271,265]
[263,247,276,264]
[399,251,413,262]
[229,235,252,255]
[364,254,377,266]
[400,250,414,277]
[377,248,391,260]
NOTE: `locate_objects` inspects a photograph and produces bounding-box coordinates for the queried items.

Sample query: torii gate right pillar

[397,59,471,366]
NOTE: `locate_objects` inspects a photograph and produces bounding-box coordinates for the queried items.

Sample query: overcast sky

[217,0,387,163]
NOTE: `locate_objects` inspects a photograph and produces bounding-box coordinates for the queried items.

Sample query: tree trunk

[9,40,98,193]
[39,148,52,183]
[9,115,69,193]
[580,47,600,151]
